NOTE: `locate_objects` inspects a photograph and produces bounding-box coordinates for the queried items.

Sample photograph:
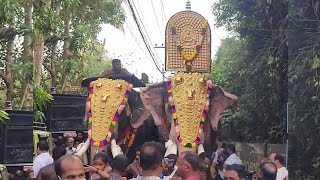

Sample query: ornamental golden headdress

[165,1,212,148]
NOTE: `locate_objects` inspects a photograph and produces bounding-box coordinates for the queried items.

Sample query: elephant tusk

[197,144,205,155]
[111,139,123,158]
[165,139,177,157]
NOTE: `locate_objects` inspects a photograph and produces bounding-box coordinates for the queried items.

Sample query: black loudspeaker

[46,94,87,132]
[0,111,33,164]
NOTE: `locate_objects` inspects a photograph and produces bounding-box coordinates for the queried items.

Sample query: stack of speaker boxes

[46,94,87,134]
[0,111,33,164]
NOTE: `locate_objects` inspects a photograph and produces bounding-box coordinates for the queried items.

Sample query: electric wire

[130,0,162,68]
[124,0,159,65]
[151,0,164,39]
[160,0,168,28]
[125,0,165,78]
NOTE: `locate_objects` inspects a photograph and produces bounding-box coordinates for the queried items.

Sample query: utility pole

[161,63,165,81]
[154,43,166,81]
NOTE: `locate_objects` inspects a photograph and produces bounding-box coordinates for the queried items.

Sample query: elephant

[134,74,238,156]
[111,89,165,161]
[77,85,164,163]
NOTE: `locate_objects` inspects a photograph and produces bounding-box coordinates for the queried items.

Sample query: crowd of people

[30,131,288,180]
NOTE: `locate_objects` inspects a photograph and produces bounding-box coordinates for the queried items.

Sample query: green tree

[0,0,124,109]
[211,0,287,143]
[0,0,23,102]
[288,0,320,179]
[0,109,9,122]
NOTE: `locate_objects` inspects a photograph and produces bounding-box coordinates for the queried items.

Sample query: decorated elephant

[137,72,238,155]
[127,2,240,156]
[77,77,163,163]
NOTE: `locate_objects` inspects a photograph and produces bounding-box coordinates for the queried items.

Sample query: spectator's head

[55,136,65,147]
[163,154,178,176]
[139,141,165,174]
[93,152,110,171]
[135,146,141,163]
[217,150,228,165]
[111,154,130,175]
[112,59,122,70]
[268,153,285,168]
[260,162,277,180]
[37,140,49,155]
[199,152,211,171]
[224,164,246,180]
[268,153,276,162]
[177,151,200,179]
[52,147,66,161]
[55,155,85,180]
[221,143,227,149]
[74,137,81,148]
[274,154,285,168]
[66,137,74,148]
[76,131,84,141]
[225,144,236,156]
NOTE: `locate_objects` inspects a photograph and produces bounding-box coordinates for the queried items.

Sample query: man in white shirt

[65,137,77,155]
[33,140,53,178]
[269,153,288,180]
[75,131,88,165]
[224,144,242,166]
[223,144,242,179]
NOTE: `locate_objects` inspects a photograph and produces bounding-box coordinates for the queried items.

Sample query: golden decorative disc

[91,78,128,143]
[171,72,208,143]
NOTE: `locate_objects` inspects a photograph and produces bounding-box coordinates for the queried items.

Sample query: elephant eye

[139,108,143,111]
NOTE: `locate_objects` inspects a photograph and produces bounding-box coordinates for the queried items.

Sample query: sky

[97,0,230,83]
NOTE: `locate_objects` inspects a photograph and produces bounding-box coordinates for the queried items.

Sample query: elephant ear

[139,82,168,126]
[130,82,168,128]
[208,86,238,130]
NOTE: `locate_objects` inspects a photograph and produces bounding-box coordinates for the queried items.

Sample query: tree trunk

[60,15,71,91]
[19,83,30,110]
[61,74,68,93]
[63,16,71,60]
[51,44,57,87]
[20,0,33,108]
[22,0,33,63]
[6,38,14,102]
[51,2,61,88]
[34,36,45,86]
[33,0,52,86]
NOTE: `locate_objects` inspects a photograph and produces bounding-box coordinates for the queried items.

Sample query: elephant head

[139,73,238,155]
[79,79,153,162]
[112,89,151,146]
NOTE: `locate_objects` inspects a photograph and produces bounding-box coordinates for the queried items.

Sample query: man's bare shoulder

[119,68,132,75]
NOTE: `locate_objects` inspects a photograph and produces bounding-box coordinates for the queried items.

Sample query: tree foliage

[0,0,124,109]
[212,0,320,178]
[288,0,320,179]
[211,0,287,144]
